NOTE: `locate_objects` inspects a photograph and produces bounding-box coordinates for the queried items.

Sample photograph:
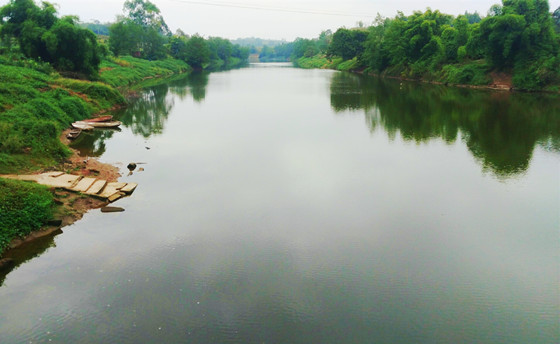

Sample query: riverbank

[294,55,559,93]
[0,55,191,256]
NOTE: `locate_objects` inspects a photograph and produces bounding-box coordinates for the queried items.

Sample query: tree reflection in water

[71,72,209,156]
[330,72,560,178]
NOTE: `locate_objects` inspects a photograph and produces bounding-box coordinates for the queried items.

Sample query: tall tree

[109,0,168,59]
[0,0,100,76]
[123,0,170,35]
[479,0,559,88]
[553,6,560,33]
[184,35,210,69]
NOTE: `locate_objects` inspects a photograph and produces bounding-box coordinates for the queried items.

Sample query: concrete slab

[120,183,138,194]
[86,180,107,195]
[112,182,127,190]
[71,177,97,192]
[43,171,65,178]
[108,192,125,202]
[2,173,137,201]
[38,174,81,188]
[98,182,123,199]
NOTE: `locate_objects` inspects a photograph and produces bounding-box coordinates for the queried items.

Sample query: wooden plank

[108,192,125,202]
[97,182,123,199]
[71,177,97,192]
[86,180,107,195]
[120,183,138,194]
[39,174,81,189]
[43,171,65,178]
[112,182,127,190]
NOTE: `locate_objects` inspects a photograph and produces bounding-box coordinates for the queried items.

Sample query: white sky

[2,0,560,40]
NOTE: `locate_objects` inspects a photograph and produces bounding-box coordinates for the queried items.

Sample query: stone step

[1,173,137,202]
[86,180,107,195]
[97,182,127,199]
[40,174,81,189]
[120,183,138,194]
[70,177,97,193]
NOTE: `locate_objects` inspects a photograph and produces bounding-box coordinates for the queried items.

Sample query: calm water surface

[1,64,559,343]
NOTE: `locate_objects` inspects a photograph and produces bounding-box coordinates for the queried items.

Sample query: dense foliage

[0,60,125,173]
[169,33,249,70]
[329,72,560,176]
[106,0,248,70]
[0,0,101,77]
[99,55,190,88]
[0,178,54,251]
[296,0,560,91]
[108,0,169,60]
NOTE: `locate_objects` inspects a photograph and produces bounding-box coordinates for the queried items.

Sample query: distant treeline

[262,1,560,90]
[1,0,559,90]
[0,0,250,76]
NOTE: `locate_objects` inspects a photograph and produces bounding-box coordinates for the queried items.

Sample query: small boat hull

[83,115,113,123]
[71,122,94,130]
[73,121,122,128]
[66,129,82,139]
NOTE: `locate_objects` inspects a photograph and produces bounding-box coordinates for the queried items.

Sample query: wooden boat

[66,129,82,139]
[83,115,113,123]
[73,120,122,128]
[71,122,94,130]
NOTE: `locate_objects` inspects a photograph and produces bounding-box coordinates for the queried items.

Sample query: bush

[441,61,491,85]
[0,178,54,251]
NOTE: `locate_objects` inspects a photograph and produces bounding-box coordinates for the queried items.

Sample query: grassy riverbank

[0,55,189,254]
[294,55,497,87]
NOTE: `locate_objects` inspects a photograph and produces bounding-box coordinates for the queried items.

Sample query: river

[1,63,559,343]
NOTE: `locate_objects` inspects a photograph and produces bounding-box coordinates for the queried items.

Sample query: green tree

[317,29,332,53]
[291,38,317,59]
[259,45,274,60]
[207,37,233,65]
[43,16,100,76]
[232,44,249,61]
[363,15,391,72]
[464,11,482,24]
[552,6,560,33]
[108,0,168,59]
[184,35,209,69]
[0,0,100,76]
[123,0,170,35]
[479,0,559,89]
[327,28,368,60]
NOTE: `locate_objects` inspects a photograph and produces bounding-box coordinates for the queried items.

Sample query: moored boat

[73,120,122,128]
[71,122,94,130]
[83,115,113,123]
[66,128,82,139]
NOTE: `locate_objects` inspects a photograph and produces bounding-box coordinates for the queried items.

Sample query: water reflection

[121,73,208,138]
[0,230,61,286]
[71,73,209,156]
[330,73,560,177]
[70,128,120,157]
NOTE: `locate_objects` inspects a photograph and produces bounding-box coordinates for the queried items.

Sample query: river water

[1,64,559,343]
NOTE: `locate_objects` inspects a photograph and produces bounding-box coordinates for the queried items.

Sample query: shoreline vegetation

[0,55,192,258]
[1,0,559,258]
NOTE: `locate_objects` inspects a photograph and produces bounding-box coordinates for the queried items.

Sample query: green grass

[294,55,364,72]
[337,57,360,71]
[99,56,191,88]
[0,63,127,172]
[0,178,55,251]
[439,61,492,85]
[0,54,191,255]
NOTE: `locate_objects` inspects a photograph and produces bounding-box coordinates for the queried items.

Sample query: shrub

[0,178,55,251]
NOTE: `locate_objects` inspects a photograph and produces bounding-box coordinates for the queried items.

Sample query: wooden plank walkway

[0,172,137,202]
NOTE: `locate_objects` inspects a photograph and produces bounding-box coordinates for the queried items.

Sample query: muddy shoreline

[0,126,123,266]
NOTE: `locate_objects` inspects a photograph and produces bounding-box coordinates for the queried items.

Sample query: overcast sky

[2,0,560,40]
